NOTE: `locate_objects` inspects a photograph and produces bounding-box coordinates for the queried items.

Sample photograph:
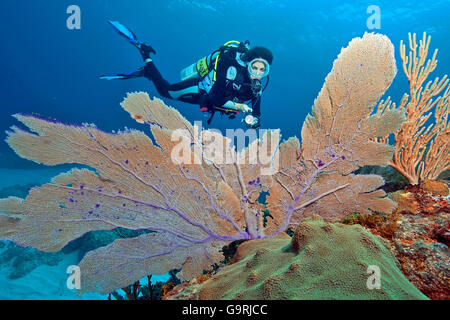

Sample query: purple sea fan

[0,33,404,295]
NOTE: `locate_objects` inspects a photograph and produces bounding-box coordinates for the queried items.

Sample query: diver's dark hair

[242,46,274,65]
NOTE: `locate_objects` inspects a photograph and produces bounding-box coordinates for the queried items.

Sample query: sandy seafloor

[0,167,169,300]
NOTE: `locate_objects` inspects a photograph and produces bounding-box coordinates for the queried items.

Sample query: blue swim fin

[100,67,144,80]
[107,20,157,58]
[102,21,156,80]
[108,20,141,47]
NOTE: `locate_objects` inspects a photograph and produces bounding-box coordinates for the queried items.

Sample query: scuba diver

[100,21,273,129]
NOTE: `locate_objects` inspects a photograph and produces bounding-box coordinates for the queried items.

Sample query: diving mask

[247,58,270,79]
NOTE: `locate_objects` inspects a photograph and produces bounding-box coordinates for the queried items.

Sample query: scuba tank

[179,40,250,82]
[180,54,216,81]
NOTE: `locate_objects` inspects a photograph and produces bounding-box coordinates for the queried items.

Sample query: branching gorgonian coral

[373,32,449,184]
[0,33,404,294]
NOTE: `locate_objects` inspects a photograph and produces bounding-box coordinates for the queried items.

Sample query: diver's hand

[235,103,252,113]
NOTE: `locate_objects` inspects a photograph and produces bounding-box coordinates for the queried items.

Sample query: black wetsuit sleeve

[207,83,231,108]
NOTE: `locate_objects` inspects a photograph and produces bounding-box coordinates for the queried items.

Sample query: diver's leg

[139,44,156,61]
[143,61,202,103]
[143,61,171,98]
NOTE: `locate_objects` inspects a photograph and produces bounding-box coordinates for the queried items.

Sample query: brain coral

[167,215,428,300]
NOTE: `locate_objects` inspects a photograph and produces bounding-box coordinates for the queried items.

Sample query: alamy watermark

[66,265,81,290]
[366,265,381,290]
[66,5,81,30]
[366,5,381,30]
[170,121,280,175]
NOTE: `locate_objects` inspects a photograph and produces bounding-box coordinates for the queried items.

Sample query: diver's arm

[222,100,238,110]
[206,73,230,107]
[208,84,253,112]
[222,101,252,113]
[205,85,230,109]
[210,66,252,112]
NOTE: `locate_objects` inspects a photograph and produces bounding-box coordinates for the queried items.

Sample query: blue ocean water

[0,0,448,299]
[0,0,449,168]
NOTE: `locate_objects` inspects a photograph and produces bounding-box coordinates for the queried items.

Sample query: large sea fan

[0,33,404,294]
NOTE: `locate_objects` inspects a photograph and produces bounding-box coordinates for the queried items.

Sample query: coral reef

[373,32,449,184]
[164,215,428,300]
[110,270,181,300]
[344,180,449,300]
[0,33,405,295]
[387,182,449,300]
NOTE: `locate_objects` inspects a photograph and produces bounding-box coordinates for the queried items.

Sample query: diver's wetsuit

[143,49,262,119]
